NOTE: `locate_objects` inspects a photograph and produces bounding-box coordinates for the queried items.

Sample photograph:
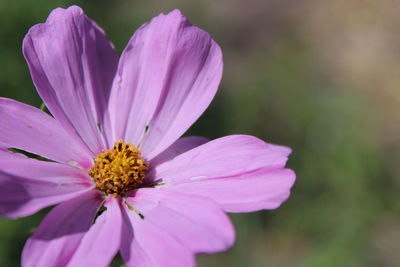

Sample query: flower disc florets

[88,140,148,197]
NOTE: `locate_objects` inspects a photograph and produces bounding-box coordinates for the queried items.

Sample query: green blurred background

[1,0,399,266]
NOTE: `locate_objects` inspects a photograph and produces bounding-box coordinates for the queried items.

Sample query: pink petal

[120,198,195,267]
[149,136,209,167]
[67,196,122,267]
[169,168,295,212]
[0,144,27,159]
[0,98,92,166]
[151,135,296,212]
[0,157,93,218]
[107,10,222,159]
[124,188,234,254]
[22,190,103,267]
[23,5,118,154]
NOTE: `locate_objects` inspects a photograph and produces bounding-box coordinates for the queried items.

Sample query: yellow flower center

[88,140,149,197]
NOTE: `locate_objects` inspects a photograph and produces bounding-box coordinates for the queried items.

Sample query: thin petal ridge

[107,9,223,160]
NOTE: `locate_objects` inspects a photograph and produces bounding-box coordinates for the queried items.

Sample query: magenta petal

[23,6,118,153]
[67,197,122,267]
[0,98,92,166]
[22,191,103,267]
[120,196,195,267]
[125,188,234,254]
[0,157,93,218]
[107,10,222,159]
[151,135,296,212]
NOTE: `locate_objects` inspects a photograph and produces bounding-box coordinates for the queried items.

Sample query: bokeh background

[1,0,399,266]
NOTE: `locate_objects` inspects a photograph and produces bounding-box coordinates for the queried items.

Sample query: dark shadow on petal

[120,203,135,263]
[0,177,31,216]
[29,191,102,240]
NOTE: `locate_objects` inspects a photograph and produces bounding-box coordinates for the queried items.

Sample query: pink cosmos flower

[0,6,295,267]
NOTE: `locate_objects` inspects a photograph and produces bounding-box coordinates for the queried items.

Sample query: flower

[0,5,295,267]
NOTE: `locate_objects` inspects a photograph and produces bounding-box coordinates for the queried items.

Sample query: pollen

[88,140,149,197]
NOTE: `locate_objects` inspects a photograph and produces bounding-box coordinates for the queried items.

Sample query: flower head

[0,6,295,267]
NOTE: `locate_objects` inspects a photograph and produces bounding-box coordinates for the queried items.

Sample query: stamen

[88,140,148,197]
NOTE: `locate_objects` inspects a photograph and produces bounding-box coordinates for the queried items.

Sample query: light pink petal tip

[23,5,118,154]
[151,135,296,212]
[0,157,93,219]
[107,9,222,159]
[22,191,103,267]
